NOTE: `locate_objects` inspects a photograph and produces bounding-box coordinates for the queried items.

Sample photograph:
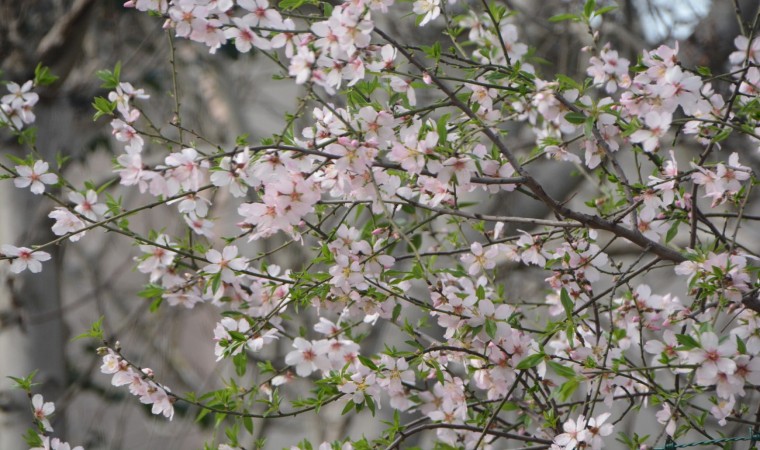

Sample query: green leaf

[92,96,116,121]
[676,334,699,350]
[515,352,545,370]
[34,63,59,86]
[365,395,376,416]
[96,62,121,89]
[341,400,355,415]
[358,355,378,370]
[138,284,164,300]
[23,428,44,447]
[548,13,578,22]
[243,416,253,434]
[564,112,587,124]
[594,5,617,16]
[391,303,402,322]
[72,316,104,341]
[210,272,222,294]
[560,288,574,318]
[485,319,497,339]
[408,234,422,252]
[665,220,680,244]
[583,0,596,18]
[278,0,306,10]
[557,377,581,401]
[713,127,732,142]
[547,360,576,378]
[437,114,450,144]
[737,335,747,354]
[233,352,247,377]
[149,296,163,312]
[7,370,39,392]
[16,127,37,146]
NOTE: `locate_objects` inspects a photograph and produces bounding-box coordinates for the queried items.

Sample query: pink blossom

[2,80,38,107]
[32,394,55,432]
[686,331,737,386]
[14,161,58,195]
[630,111,671,153]
[554,415,589,449]
[136,234,176,282]
[413,0,440,26]
[460,242,498,276]
[70,190,107,221]
[655,403,677,436]
[204,245,248,283]
[285,337,330,377]
[49,208,87,241]
[1,245,51,273]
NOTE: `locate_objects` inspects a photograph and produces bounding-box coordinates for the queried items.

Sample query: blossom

[238,0,283,28]
[285,337,330,377]
[1,245,51,273]
[143,384,175,420]
[289,46,315,84]
[339,363,380,404]
[460,242,499,276]
[413,0,440,26]
[225,16,272,53]
[14,161,58,194]
[545,145,582,164]
[587,43,631,93]
[655,403,677,436]
[554,413,613,450]
[516,231,546,266]
[554,415,588,449]
[2,80,38,107]
[48,208,87,241]
[49,439,84,450]
[1,80,38,129]
[99,348,174,421]
[729,35,760,67]
[685,332,737,386]
[210,149,254,197]
[32,394,55,432]
[111,118,144,153]
[136,234,176,282]
[630,111,671,153]
[378,355,415,394]
[70,190,107,221]
[204,245,248,283]
[710,396,735,426]
[30,434,51,450]
[163,147,208,194]
[184,212,215,238]
[499,24,528,62]
[585,413,614,450]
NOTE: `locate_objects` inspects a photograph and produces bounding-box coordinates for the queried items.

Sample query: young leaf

[515,352,545,370]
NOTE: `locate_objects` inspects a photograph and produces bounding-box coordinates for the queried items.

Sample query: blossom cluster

[1,80,38,130]
[27,394,84,450]
[99,347,175,420]
[3,0,760,449]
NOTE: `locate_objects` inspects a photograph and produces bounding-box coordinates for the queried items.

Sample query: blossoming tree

[2,0,760,449]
